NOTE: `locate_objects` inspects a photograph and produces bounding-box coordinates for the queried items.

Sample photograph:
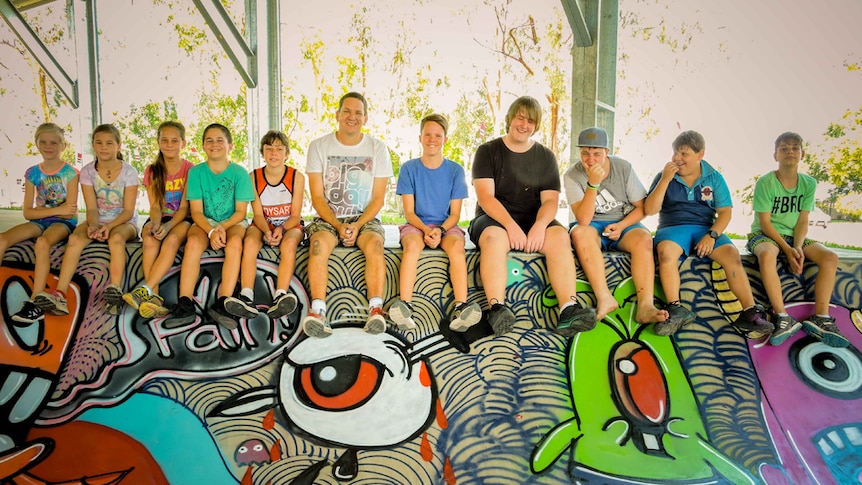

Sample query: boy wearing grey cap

[565,127,670,332]
[644,130,772,336]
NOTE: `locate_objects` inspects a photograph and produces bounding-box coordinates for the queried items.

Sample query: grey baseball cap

[577,127,609,149]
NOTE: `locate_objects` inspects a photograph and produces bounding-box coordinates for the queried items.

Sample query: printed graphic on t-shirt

[38,175,69,208]
[700,186,714,202]
[165,177,185,213]
[594,189,625,214]
[205,178,240,222]
[94,178,126,224]
[324,156,374,217]
[771,194,805,214]
[260,184,292,226]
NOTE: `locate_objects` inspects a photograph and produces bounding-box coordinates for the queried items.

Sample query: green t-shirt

[751,171,816,236]
[186,162,255,223]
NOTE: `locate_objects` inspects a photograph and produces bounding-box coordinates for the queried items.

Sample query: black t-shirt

[471,138,560,219]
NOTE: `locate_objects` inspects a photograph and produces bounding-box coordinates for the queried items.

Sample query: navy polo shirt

[649,160,732,229]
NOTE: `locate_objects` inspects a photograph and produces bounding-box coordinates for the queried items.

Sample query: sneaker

[207,296,238,330]
[388,299,417,330]
[364,306,387,334]
[267,292,298,319]
[732,304,773,334]
[224,294,259,319]
[554,303,597,337]
[123,286,151,310]
[769,314,802,346]
[164,296,197,327]
[488,303,516,336]
[11,301,44,324]
[450,302,482,332]
[139,294,170,319]
[107,302,122,315]
[34,290,68,316]
[802,315,850,348]
[654,302,696,336]
[104,283,124,306]
[302,311,332,338]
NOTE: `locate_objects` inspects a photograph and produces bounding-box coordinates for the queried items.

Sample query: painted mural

[1,240,861,484]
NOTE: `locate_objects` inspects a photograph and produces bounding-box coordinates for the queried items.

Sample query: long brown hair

[150,121,186,209]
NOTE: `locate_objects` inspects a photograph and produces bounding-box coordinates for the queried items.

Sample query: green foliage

[806,106,862,201]
[191,88,249,166]
[113,99,180,174]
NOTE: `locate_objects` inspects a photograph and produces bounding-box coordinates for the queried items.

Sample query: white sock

[311,299,326,315]
[778,312,789,317]
[560,301,575,312]
[369,297,383,309]
[274,289,287,297]
[241,287,254,300]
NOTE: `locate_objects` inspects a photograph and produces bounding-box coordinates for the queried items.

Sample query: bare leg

[358,231,386,300]
[752,243,785,313]
[803,243,838,315]
[179,225,208,298]
[398,233,424,301]
[107,223,137,286]
[477,226,510,305]
[617,228,667,323]
[441,234,468,303]
[146,221,190,293]
[31,224,70,294]
[710,245,755,308]
[571,225,616,319]
[141,221,159,285]
[307,231,337,301]
[219,224,247,298]
[0,222,42,263]
[56,223,93,293]
[276,228,303,292]
[240,226,265,291]
[541,225,578,309]
[655,240,684,303]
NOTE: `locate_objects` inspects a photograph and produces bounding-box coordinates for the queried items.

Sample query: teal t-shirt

[186,162,255,223]
[751,171,816,236]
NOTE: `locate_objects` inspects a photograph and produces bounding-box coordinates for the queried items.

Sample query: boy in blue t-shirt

[644,130,771,335]
[746,132,847,347]
[390,114,482,332]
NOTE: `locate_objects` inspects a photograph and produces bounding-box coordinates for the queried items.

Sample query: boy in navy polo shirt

[644,130,771,335]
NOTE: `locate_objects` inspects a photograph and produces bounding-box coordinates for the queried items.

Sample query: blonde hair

[505,96,542,132]
[34,123,66,144]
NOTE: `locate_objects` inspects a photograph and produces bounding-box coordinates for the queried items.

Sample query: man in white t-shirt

[302,92,393,338]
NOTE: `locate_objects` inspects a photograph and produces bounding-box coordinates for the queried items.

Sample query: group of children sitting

[0,94,849,349]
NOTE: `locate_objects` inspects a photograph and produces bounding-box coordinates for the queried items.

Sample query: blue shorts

[30,217,76,233]
[569,221,648,251]
[654,224,732,257]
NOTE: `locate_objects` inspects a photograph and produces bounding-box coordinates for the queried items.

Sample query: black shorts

[468,213,562,245]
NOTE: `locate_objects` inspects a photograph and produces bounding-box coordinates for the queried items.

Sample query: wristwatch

[708,230,720,239]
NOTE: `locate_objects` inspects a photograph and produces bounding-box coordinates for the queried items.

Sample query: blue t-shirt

[25,162,79,225]
[649,160,732,228]
[396,158,468,225]
[186,162,255,223]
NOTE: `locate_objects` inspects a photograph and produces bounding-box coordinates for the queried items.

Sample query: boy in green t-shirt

[747,132,848,347]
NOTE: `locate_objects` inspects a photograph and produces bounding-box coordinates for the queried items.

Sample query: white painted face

[281,327,434,447]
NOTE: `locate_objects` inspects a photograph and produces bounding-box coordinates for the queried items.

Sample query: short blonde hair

[34,123,65,144]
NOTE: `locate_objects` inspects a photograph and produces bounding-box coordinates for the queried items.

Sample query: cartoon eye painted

[295,354,387,411]
[789,337,862,400]
[281,328,435,449]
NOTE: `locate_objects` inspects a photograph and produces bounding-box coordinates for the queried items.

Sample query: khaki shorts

[306,216,385,242]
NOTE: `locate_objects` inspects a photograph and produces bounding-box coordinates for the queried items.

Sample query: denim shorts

[569,220,648,251]
[30,217,76,233]
[654,224,732,257]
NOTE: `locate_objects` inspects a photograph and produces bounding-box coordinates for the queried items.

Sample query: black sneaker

[11,301,44,324]
[802,315,850,348]
[488,303,516,336]
[554,303,597,337]
[208,296,239,330]
[165,296,197,328]
[267,292,298,319]
[732,304,773,334]
[654,302,696,336]
[769,314,802,346]
[225,294,259,319]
